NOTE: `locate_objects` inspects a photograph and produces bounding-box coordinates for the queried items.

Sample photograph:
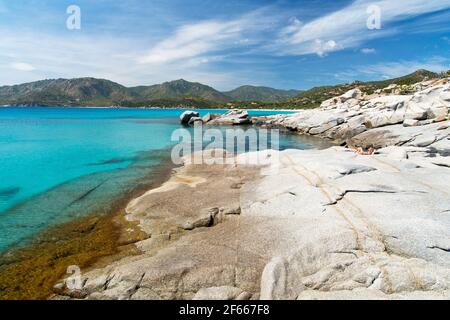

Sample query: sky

[0,0,449,90]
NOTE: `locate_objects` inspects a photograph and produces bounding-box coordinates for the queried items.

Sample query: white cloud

[314,39,340,57]
[280,17,302,36]
[0,27,261,90]
[1,2,449,89]
[275,0,450,56]
[138,9,272,65]
[11,62,35,71]
[332,57,449,83]
[0,29,146,85]
[138,21,241,64]
[138,6,282,65]
[358,57,449,78]
[131,8,280,89]
[361,48,376,54]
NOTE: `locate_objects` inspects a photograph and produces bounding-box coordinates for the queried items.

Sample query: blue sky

[0,0,449,90]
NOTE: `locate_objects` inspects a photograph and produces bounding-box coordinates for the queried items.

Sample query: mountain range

[0,78,300,108]
[0,69,445,109]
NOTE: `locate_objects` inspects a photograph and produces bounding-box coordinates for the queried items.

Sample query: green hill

[231,69,441,109]
[0,78,230,107]
[285,69,439,109]
[0,69,444,108]
[223,85,300,102]
[0,78,133,106]
[130,79,231,102]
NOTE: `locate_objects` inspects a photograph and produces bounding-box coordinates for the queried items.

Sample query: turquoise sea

[0,107,330,252]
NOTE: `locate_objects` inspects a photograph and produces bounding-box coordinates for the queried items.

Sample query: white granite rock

[58,79,450,301]
[263,80,450,146]
[208,109,252,125]
[193,286,247,300]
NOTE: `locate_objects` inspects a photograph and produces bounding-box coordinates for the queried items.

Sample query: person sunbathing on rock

[355,146,375,155]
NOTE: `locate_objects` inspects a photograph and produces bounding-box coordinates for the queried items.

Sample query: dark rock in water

[188,116,203,125]
[0,187,20,199]
[180,111,200,125]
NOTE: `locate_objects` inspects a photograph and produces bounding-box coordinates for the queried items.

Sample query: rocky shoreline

[54,78,450,300]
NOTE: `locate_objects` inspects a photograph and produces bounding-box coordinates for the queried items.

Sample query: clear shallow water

[0,107,326,251]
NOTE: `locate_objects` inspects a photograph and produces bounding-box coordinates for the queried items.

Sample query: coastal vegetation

[223,85,300,102]
[231,69,442,109]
